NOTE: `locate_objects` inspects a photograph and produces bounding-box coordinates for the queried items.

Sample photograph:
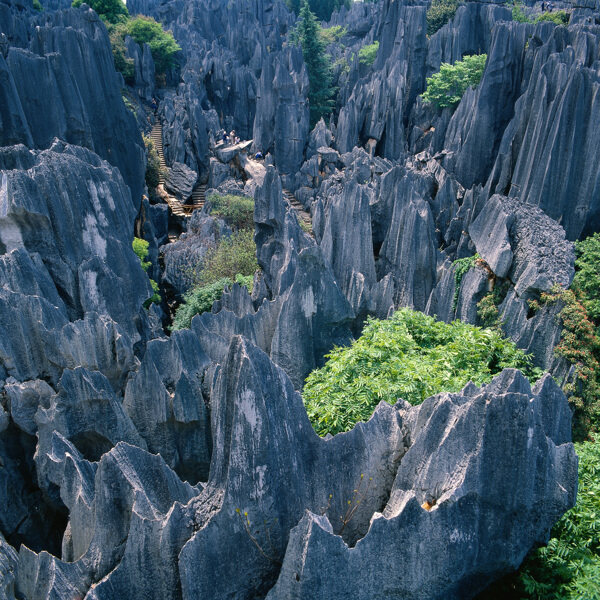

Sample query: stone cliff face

[0,0,596,597]
[0,0,145,202]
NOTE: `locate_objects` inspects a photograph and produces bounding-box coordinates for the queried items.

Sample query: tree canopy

[303,308,540,436]
[72,0,128,24]
[297,0,335,127]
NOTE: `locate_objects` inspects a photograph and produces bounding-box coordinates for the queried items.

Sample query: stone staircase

[149,122,203,218]
[283,188,313,234]
[184,183,206,215]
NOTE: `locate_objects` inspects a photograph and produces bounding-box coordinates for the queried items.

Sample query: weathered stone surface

[17,438,199,599]
[0,532,17,600]
[0,142,152,343]
[165,161,198,202]
[123,330,212,482]
[161,212,231,297]
[125,37,155,102]
[0,3,145,201]
[267,370,576,600]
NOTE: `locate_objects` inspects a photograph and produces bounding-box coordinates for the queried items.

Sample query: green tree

[358,41,379,67]
[426,0,459,36]
[124,16,181,77]
[143,135,163,191]
[297,0,335,127]
[421,53,487,109]
[72,0,128,24]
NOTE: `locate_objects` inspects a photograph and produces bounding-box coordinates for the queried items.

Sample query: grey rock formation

[165,161,198,202]
[124,37,156,102]
[0,532,17,600]
[267,370,577,600]
[161,212,231,297]
[193,167,354,388]
[123,330,212,482]
[0,1,145,201]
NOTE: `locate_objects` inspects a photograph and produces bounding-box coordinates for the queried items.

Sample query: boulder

[165,161,198,202]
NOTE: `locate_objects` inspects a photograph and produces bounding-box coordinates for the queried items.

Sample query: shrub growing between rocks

[172,275,253,330]
[303,308,541,436]
[426,0,459,36]
[143,135,163,191]
[358,41,379,66]
[206,193,255,230]
[421,53,487,108]
[72,0,128,24]
[132,237,161,308]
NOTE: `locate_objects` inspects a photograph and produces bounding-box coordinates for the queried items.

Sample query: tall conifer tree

[297,0,334,127]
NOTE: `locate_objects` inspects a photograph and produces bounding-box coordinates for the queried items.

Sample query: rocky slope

[1,0,597,597]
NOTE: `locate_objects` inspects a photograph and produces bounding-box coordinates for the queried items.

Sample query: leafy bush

[132,237,161,307]
[303,308,541,436]
[132,237,151,270]
[33,0,43,11]
[72,0,128,24]
[319,25,346,44]
[358,41,379,67]
[421,54,487,109]
[572,233,600,323]
[207,194,254,230]
[426,0,459,36]
[511,0,531,23]
[198,229,258,286]
[172,274,253,330]
[488,438,600,599]
[535,10,570,24]
[143,135,163,191]
[124,16,181,77]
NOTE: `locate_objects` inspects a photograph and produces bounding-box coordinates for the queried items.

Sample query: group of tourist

[221,129,240,145]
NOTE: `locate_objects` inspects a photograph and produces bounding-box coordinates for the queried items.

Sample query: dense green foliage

[286,0,350,22]
[421,54,487,109]
[206,194,255,230]
[358,41,379,67]
[303,308,541,436]
[572,234,600,324]
[143,135,163,191]
[105,16,180,83]
[172,275,253,330]
[109,25,135,84]
[32,0,43,11]
[132,237,161,308]
[124,17,181,77]
[488,438,600,599]
[536,10,570,24]
[296,0,335,127]
[72,0,128,23]
[319,25,346,44]
[452,253,479,311]
[511,0,530,23]
[199,229,258,285]
[426,0,459,36]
